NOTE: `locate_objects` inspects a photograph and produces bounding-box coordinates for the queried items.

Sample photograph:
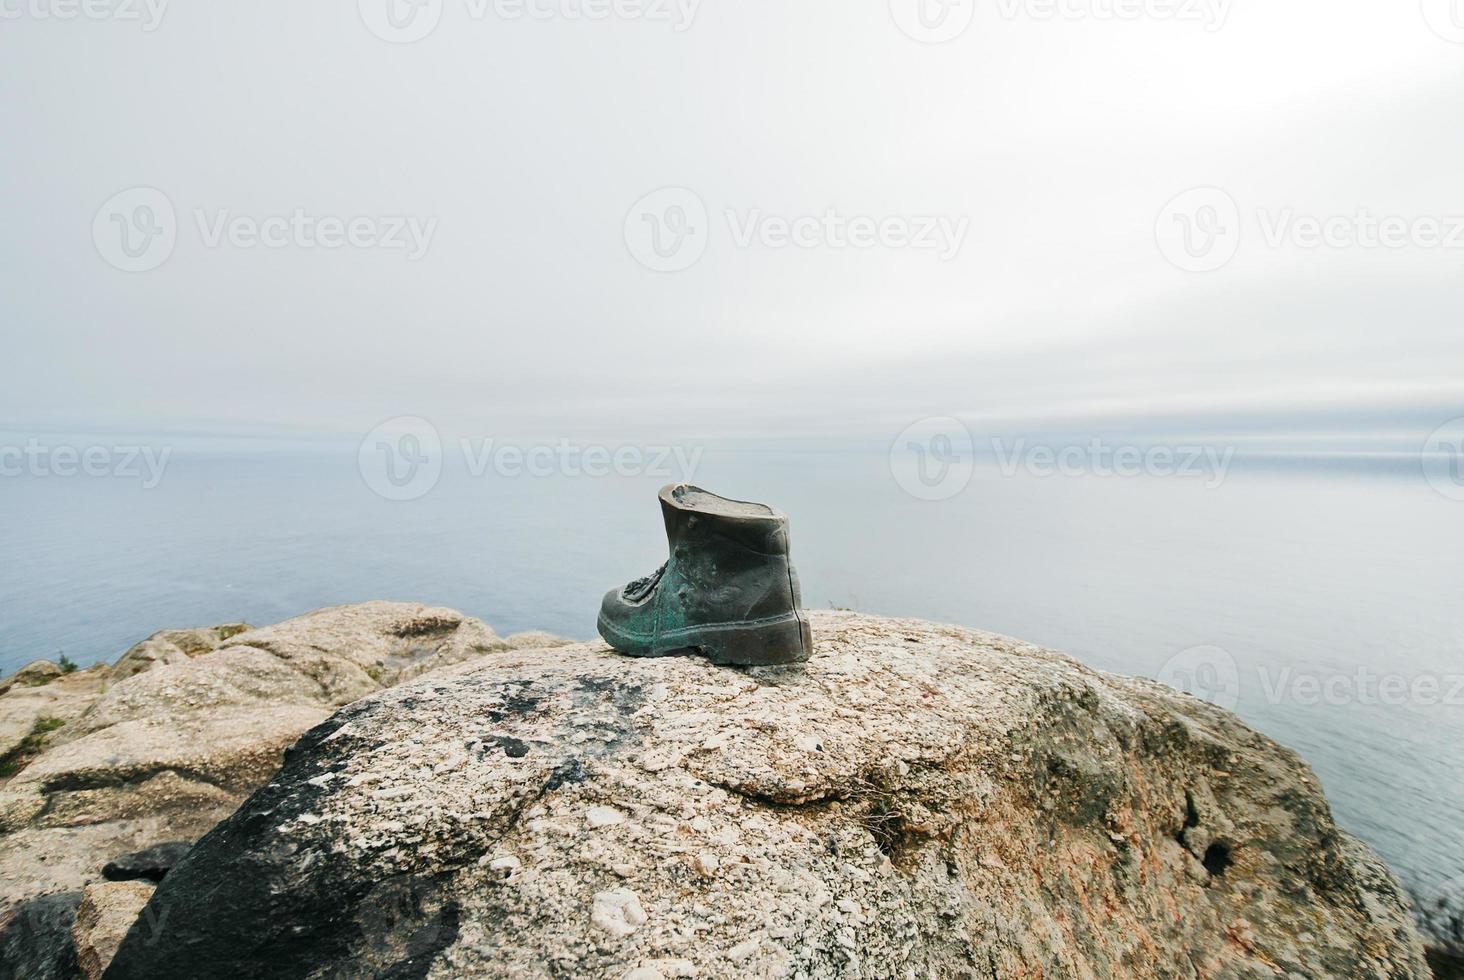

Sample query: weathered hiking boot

[598,484,814,666]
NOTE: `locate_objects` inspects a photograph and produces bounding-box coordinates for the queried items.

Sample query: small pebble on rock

[591,887,648,937]
[587,805,627,829]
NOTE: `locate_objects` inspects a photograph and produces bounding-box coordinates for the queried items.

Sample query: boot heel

[695,616,812,667]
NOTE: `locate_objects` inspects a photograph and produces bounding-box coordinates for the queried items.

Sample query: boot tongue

[622,562,667,603]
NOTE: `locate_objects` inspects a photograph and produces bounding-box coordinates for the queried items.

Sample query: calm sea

[1,444,1460,917]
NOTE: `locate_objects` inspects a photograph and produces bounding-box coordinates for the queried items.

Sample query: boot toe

[597,588,652,654]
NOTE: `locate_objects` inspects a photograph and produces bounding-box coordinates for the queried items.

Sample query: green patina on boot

[597,484,814,666]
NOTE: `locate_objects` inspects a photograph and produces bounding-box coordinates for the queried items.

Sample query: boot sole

[597,612,812,667]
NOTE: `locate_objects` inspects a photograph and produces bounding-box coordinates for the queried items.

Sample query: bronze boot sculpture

[597,484,813,666]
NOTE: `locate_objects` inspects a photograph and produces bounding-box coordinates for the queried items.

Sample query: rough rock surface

[105,611,1429,979]
[0,603,565,912]
[71,881,155,980]
[0,891,81,980]
[107,624,251,680]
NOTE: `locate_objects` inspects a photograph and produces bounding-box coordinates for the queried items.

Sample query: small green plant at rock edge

[0,716,67,778]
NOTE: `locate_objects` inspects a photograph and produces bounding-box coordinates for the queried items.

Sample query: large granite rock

[0,603,564,911]
[104,611,1429,979]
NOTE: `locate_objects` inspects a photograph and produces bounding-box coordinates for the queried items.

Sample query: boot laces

[622,562,667,603]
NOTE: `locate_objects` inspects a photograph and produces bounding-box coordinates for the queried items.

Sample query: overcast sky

[2,0,1461,446]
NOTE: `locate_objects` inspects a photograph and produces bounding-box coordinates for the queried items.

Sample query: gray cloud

[2,0,1460,447]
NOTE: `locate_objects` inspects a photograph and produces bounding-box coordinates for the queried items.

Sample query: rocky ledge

[66,609,1426,978]
[0,602,567,979]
